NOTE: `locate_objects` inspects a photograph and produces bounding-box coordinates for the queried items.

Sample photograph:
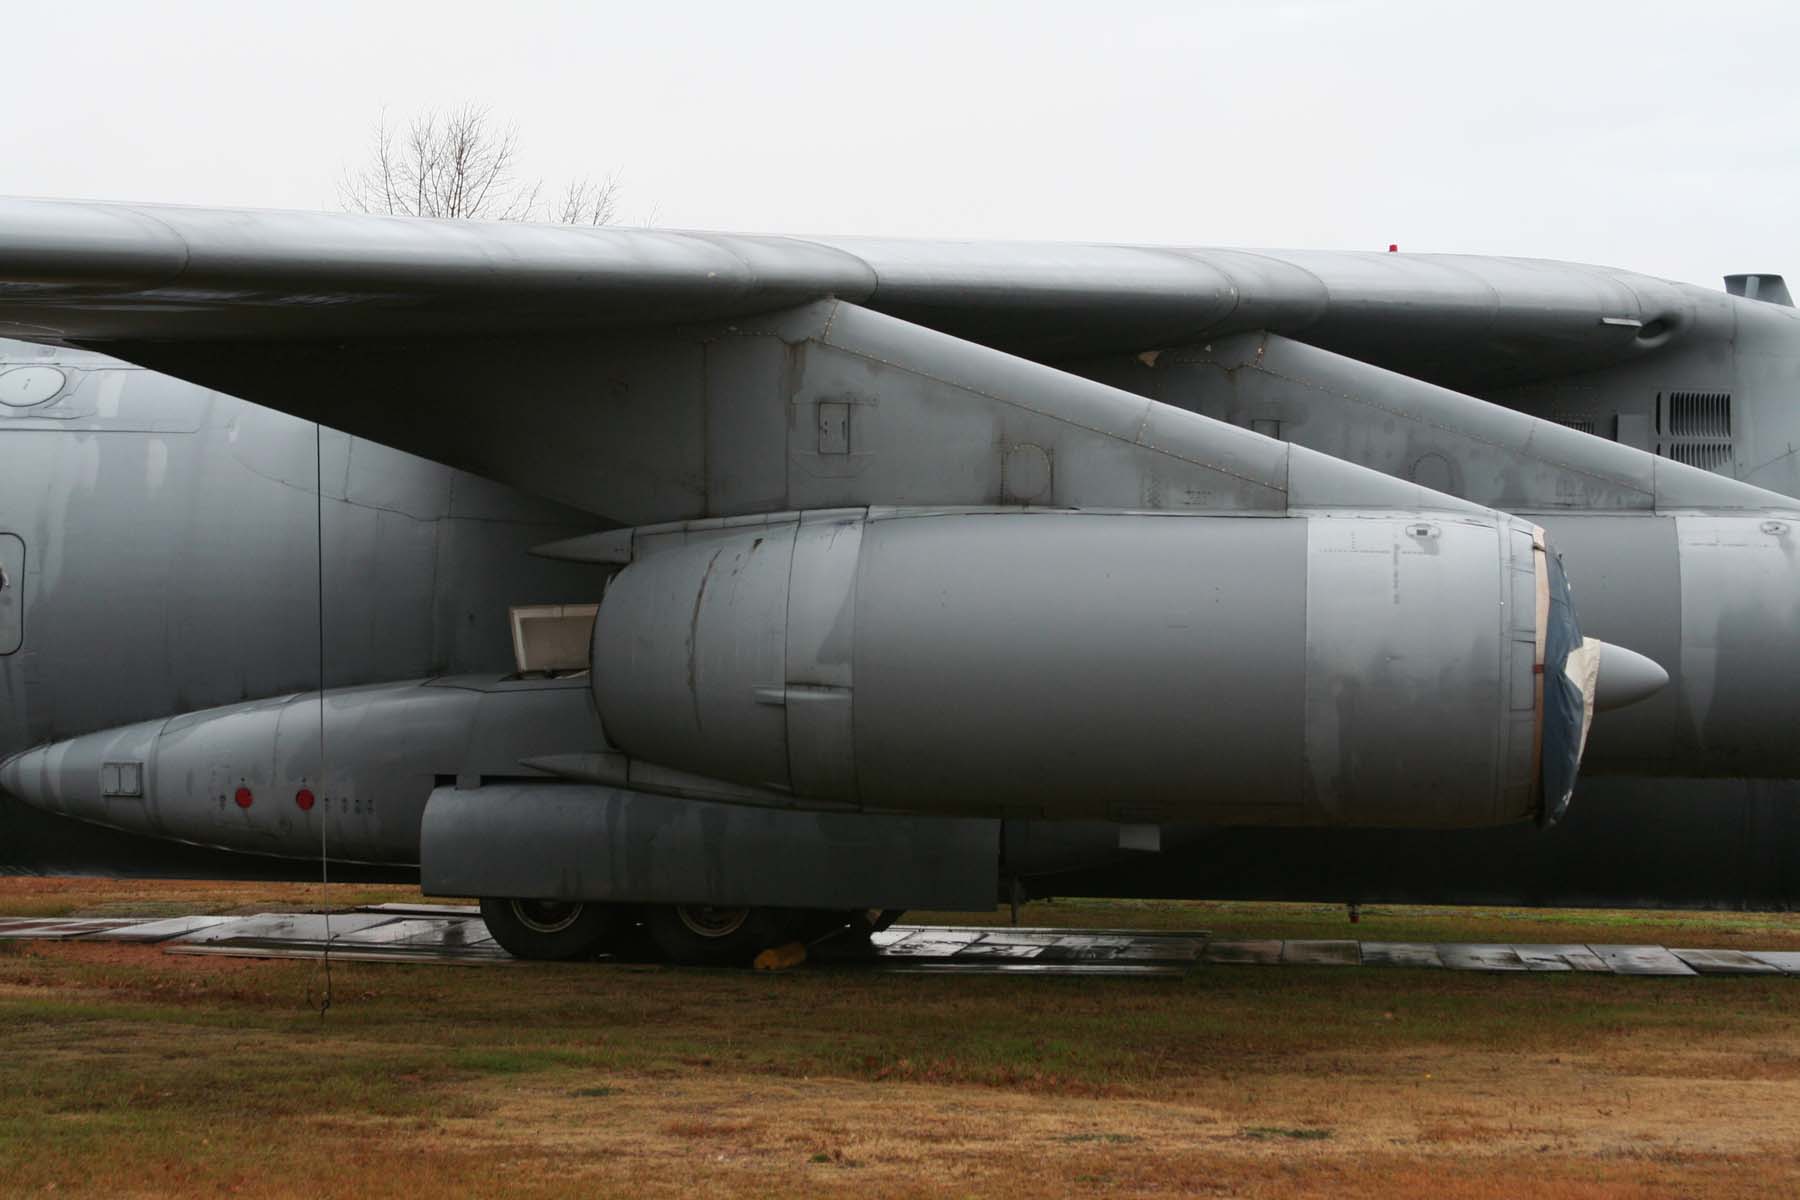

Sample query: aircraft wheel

[478,897,626,961]
[644,904,799,966]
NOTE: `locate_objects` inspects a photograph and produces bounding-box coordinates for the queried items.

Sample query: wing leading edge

[0,196,1714,384]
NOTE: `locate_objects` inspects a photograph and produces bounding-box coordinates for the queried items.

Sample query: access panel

[0,533,22,655]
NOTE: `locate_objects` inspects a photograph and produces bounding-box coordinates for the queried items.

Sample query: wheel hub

[674,905,750,938]
[510,899,584,934]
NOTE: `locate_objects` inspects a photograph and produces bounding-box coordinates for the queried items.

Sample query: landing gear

[478,897,627,961]
[480,899,906,966]
[643,904,801,966]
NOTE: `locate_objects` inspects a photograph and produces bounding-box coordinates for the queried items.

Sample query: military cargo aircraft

[0,196,1796,963]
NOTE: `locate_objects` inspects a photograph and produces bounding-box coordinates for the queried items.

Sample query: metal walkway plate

[1281,940,1360,966]
[162,910,510,965]
[1359,942,1444,969]
[1588,945,1698,976]
[835,926,1200,973]
[1514,944,1611,972]
[1747,951,1800,975]
[1436,943,1535,971]
[1670,948,1783,975]
[0,913,1797,977]
[1202,939,1283,965]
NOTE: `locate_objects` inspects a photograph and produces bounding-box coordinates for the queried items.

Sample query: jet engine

[590,507,1657,829]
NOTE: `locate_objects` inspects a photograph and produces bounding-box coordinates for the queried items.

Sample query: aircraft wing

[0,196,1701,388]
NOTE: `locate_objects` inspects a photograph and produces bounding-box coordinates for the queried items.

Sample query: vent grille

[1666,442,1734,472]
[1553,416,1597,435]
[1656,390,1734,476]
[1664,391,1732,438]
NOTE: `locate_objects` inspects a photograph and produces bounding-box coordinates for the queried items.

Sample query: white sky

[4,0,1796,288]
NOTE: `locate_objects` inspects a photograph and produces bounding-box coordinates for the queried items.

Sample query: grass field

[4,878,1800,1197]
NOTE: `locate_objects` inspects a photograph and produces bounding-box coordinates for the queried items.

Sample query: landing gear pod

[590,508,1647,829]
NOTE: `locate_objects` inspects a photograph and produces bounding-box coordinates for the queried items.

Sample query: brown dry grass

[0,875,424,918]
[3,878,1800,1197]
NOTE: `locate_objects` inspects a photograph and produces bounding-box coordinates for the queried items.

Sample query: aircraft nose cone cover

[1593,642,1670,712]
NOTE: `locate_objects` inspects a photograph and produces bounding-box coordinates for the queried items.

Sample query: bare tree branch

[339,104,621,224]
[553,174,622,226]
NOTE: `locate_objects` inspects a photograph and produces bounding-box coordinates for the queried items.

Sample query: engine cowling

[591,507,1608,829]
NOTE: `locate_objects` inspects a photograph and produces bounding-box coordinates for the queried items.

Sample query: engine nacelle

[592,507,1584,829]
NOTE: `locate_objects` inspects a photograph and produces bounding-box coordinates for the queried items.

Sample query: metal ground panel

[1358,942,1444,969]
[2,915,1798,978]
[165,941,516,965]
[94,915,237,943]
[1281,940,1361,966]
[0,918,143,939]
[1746,951,1800,975]
[886,961,1189,977]
[1436,944,1536,971]
[1588,945,1699,976]
[1202,939,1284,965]
[1670,948,1784,975]
[1513,945,1611,972]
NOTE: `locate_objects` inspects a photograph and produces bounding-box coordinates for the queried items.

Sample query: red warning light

[1388,244,1398,253]
[295,788,316,812]
[234,787,254,809]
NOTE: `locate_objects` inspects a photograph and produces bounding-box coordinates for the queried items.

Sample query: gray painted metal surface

[0,675,600,862]
[2,197,1800,911]
[1080,331,1789,514]
[591,507,1551,826]
[0,534,20,657]
[0,338,605,762]
[1077,332,1800,779]
[0,197,1734,387]
[420,783,1000,911]
[251,296,1484,528]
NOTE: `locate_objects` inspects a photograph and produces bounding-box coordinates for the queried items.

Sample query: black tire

[643,904,801,967]
[479,897,626,961]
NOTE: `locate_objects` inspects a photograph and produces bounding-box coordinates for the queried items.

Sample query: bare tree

[550,175,621,227]
[340,105,619,225]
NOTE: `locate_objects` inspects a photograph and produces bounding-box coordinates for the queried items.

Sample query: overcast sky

[4,1,1795,288]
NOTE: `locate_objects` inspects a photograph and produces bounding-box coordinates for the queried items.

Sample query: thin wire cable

[308,421,333,1018]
